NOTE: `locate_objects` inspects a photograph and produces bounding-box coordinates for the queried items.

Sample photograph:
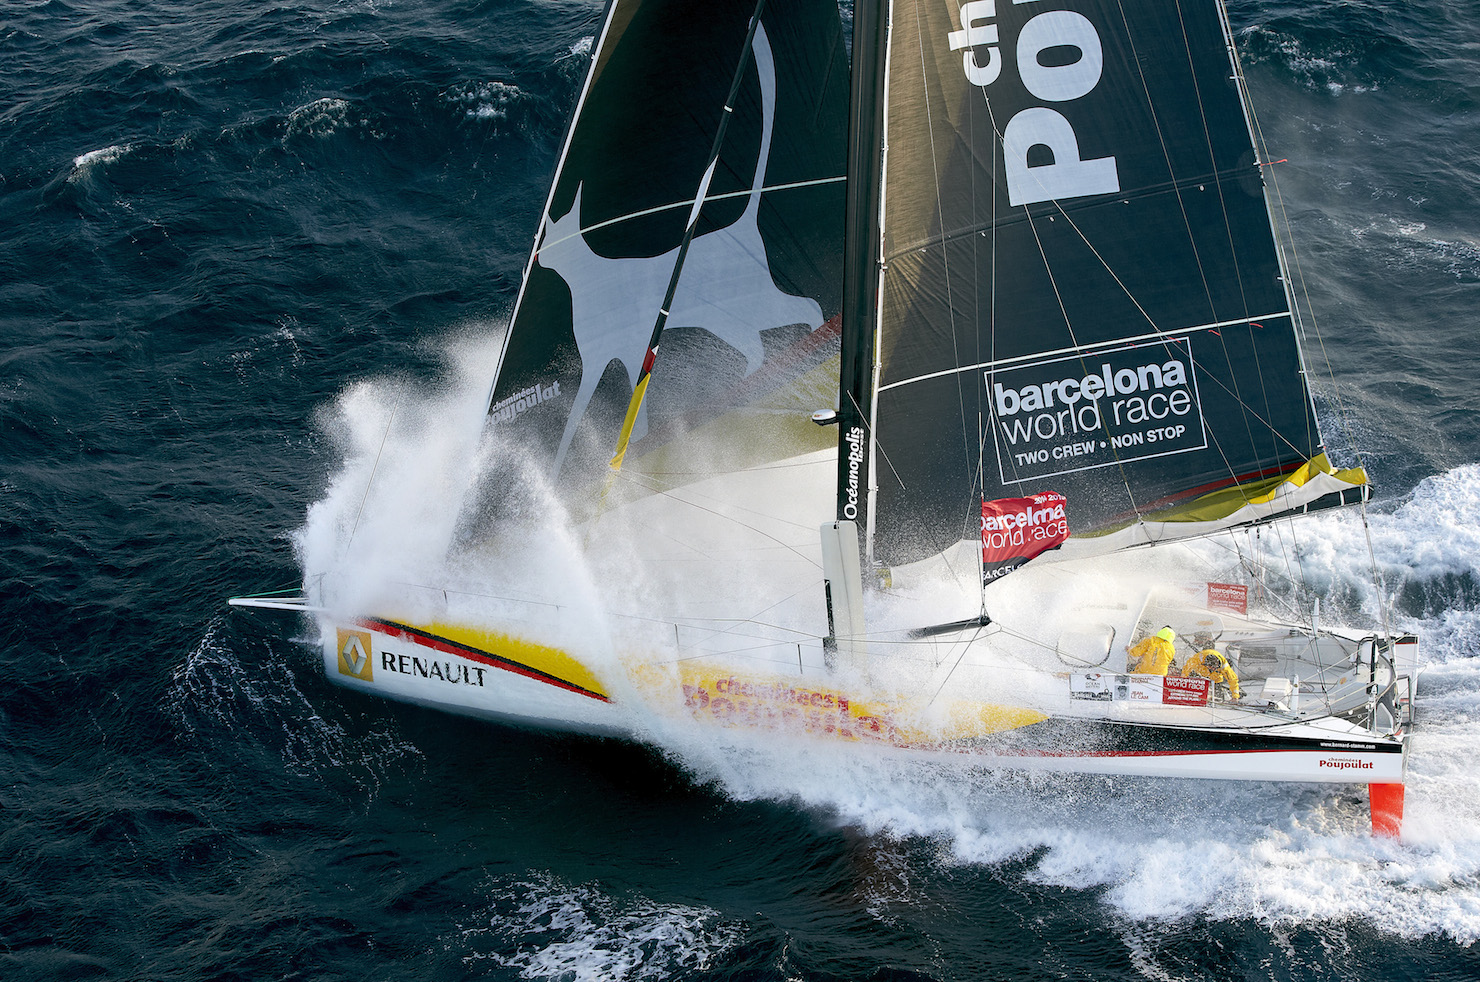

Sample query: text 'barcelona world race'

[948,0,1119,205]
[984,339,1210,483]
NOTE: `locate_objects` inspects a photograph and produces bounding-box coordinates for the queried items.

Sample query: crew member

[1182,638,1242,700]
[1125,626,1177,675]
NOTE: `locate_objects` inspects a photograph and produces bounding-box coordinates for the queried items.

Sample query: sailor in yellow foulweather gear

[1125,627,1178,675]
[1182,644,1242,700]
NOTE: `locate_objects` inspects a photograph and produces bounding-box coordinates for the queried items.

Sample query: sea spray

[290,321,1480,941]
[294,325,616,669]
[634,472,1480,938]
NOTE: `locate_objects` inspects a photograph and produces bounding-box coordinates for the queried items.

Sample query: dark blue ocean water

[3,1,1479,979]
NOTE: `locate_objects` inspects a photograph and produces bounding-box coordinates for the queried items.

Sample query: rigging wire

[345,398,398,556]
[1235,0,1392,636]
[1205,0,1322,613]
[592,0,770,515]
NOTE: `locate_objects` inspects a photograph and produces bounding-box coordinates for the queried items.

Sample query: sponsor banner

[488,379,561,425]
[1070,673,1115,701]
[986,338,1209,483]
[1162,674,1211,706]
[1069,673,1210,707]
[1070,673,1161,704]
[982,491,1069,584]
[1207,581,1248,615]
[681,675,898,742]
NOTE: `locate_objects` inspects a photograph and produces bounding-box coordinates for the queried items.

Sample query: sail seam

[877,164,1247,266]
[536,176,847,254]
[877,313,1292,392]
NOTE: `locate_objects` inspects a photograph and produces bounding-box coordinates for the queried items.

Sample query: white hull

[323,616,632,738]
[306,606,1409,788]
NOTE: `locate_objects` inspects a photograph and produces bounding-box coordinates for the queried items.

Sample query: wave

[283,97,366,142]
[454,871,744,981]
[168,617,426,795]
[442,80,523,122]
[69,143,135,179]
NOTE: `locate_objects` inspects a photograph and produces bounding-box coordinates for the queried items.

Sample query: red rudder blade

[1369,783,1405,837]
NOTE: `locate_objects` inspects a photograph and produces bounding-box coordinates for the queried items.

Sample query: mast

[836,0,888,551]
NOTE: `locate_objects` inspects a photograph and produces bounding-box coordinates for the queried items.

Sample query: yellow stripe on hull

[412,620,611,700]
[632,662,1046,746]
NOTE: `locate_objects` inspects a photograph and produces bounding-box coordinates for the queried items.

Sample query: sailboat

[232,0,1418,834]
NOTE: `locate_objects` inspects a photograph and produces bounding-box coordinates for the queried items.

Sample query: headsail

[860,0,1367,568]
[484,0,849,516]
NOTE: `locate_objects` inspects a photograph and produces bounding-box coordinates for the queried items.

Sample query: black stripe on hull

[956,715,1405,757]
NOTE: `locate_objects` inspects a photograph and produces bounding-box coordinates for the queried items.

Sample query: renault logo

[337,629,374,681]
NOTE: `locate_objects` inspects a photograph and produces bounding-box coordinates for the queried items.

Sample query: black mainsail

[850,0,1367,569]
[484,0,850,510]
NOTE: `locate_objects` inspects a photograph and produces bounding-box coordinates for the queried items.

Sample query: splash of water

[295,337,1480,938]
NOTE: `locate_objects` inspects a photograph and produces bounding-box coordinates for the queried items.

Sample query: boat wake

[635,469,1480,939]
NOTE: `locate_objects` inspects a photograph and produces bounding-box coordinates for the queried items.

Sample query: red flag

[981,492,1069,584]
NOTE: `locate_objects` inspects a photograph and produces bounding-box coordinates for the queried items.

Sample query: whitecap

[444,80,521,121]
[68,144,133,182]
[284,97,358,140]
[458,872,744,981]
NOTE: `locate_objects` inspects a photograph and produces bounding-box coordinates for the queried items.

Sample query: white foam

[284,97,359,140]
[1261,464,1480,655]
[295,322,619,662]
[444,81,522,121]
[69,144,132,181]
[458,872,742,980]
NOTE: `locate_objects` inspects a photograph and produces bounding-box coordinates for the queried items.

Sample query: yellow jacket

[1126,636,1177,675]
[1182,648,1241,699]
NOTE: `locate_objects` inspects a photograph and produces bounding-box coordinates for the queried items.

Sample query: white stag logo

[536,23,825,474]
